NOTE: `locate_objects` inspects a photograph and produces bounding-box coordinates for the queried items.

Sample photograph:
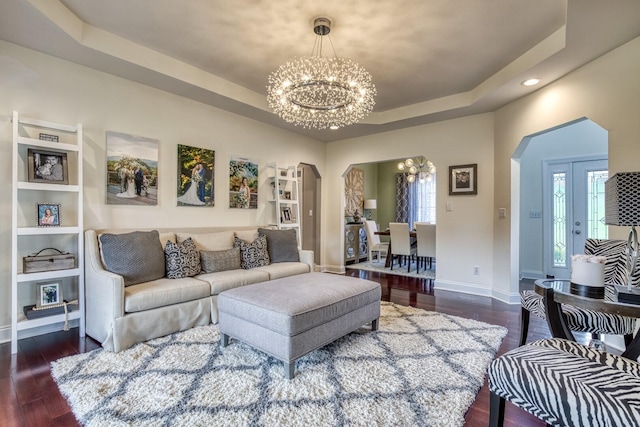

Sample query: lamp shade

[605,172,640,226]
[364,199,377,210]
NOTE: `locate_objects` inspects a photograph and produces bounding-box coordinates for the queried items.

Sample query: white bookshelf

[267,162,301,247]
[10,111,85,354]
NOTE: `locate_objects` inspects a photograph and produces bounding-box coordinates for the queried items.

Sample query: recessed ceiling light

[521,78,541,87]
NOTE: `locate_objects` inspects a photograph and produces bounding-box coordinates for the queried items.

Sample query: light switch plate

[498,208,507,218]
[446,202,453,212]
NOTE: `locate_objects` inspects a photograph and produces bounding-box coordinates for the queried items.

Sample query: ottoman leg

[372,318,379,331]
[285,361,295,379]
[221,333,230,347]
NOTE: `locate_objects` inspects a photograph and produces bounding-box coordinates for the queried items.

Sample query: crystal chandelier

[267,17,376,130]
[398,156,436,183]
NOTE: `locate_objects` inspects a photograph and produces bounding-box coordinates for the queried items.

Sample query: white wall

[325,114,496,297]
[0,40,325,334]
[494,36,640,298]
[519,119,607,278]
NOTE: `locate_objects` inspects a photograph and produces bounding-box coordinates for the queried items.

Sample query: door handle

[575,230,581,234]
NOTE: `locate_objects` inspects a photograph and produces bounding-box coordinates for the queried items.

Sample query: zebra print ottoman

[488,338,640,427]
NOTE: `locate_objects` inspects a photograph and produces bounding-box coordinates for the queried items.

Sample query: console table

[534,279,640,360]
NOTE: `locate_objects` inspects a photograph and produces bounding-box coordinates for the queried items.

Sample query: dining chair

[389,222,416,272]
[414,222,436,273]
[364,220,389,263]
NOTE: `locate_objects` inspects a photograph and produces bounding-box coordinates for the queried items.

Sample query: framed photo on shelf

[284,191,291,200]
[36,281,62,308]
[449,164,478,195]
[27,149,69,185]
[281,207,292,223]
[37,203,61,227]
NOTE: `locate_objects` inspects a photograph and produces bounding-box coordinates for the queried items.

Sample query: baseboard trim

[520,270,545,280]
[435,280,520,305]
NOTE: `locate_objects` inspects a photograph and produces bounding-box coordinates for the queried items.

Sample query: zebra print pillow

[584,238,640,286]
[165,237,201,278]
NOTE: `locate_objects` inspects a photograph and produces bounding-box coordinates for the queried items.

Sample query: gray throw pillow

[257,228,300,263]
[165,238,201,279]
[200,247,241,273]
[99,230,165,286]
[234,235,270,269]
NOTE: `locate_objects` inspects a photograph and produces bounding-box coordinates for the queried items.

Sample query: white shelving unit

[267,162,301,247]
[11,111,84,354]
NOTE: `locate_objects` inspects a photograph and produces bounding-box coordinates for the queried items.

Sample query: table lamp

[605,172,640,296]
[364,199,377,220]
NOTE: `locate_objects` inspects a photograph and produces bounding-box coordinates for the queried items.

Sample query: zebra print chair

[488,338,640,427]
[520,238,640,347]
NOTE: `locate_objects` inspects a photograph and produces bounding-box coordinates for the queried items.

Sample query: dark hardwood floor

[1,270,580,426]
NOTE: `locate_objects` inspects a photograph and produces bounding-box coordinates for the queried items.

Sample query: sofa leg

[221,333,230,347]
[489,391,506,427]
[519,306,530,346]
[372,318,379,331]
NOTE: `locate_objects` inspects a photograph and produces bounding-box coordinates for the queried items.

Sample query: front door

[543,159,608,279]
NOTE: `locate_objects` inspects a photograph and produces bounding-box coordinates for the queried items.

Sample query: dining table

[374,229,417,268]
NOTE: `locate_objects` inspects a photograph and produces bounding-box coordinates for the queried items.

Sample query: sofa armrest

[299,249,315,271]
[84,230,126,344]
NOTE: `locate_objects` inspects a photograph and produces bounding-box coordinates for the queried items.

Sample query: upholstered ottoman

[218,272,381,379]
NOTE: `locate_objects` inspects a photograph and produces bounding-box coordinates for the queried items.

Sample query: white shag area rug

[346,259,436,279]
[51,302,506,427]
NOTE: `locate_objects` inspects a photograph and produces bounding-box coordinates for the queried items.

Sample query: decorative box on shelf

[23,248,75,274]
[23,300,76,320]
[615,285,640,305]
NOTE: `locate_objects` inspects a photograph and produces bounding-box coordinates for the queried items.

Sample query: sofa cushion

[159,232,176,249]
[234,229,259,243]
[124,277,211,312]
[200,247,241,273]
[234,235,270,269]
[253,262,310,280]
[99,230,165,286]
[176,231,234,251]
[165,238,201,279]
[258,228,299,263]
[196,269,270,295]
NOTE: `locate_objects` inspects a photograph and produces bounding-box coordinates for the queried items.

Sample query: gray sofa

[85,226,314,352]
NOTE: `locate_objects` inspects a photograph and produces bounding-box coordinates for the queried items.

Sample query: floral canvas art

[229,155,258,209]
[177,144,215,206]
[106,131,159,205]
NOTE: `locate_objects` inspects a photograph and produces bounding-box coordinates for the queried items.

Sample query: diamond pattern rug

[51,302,506,426]
[346,259,436,279]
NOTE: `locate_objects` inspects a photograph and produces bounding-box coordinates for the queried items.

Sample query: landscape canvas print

[229,155,258,209]
[106,131,159,205]
[177,144,215,206]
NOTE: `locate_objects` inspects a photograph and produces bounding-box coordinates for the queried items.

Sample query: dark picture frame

[449,164,478,195]
[36,281,62,308]
[27,149,68,185]
[281,206,292,223]
[37,203,61,227]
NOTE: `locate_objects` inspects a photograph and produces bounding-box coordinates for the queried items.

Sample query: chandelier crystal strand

[267,18,376,130]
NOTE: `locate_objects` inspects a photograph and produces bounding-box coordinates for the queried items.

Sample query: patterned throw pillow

[165,237,201,279]
[200,247,241,273]
[234,235,270,269]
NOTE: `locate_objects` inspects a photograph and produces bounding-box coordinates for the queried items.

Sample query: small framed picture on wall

[449,164,478,195]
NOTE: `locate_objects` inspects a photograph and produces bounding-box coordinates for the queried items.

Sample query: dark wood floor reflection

[1,271,555,426]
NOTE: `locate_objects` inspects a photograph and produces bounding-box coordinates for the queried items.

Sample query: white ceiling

[1,0,639,142]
